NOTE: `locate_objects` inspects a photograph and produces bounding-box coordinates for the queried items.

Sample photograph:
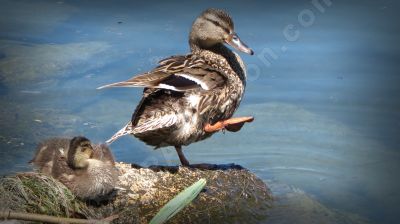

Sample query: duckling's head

[189,8,253,55]
[67,136,94,169]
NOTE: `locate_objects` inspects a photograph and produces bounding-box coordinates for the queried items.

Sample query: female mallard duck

[31,136,118,200]
[98,8,254,166]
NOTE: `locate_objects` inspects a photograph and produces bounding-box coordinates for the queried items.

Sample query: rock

[0,163,272,223]
[108,162,273,223]
[266,184,372,224]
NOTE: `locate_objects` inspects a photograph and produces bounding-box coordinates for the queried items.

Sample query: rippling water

[1,0,399,223]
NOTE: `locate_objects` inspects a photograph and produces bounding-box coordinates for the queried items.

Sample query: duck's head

[189,8,253,55]
[67,136,94,169]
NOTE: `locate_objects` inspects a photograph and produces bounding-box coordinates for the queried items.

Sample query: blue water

[1,0,399,223]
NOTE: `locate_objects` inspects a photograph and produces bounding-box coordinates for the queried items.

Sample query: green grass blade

[149,178,207,224]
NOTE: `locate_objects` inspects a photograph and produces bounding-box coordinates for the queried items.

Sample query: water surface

[0,0,399,223]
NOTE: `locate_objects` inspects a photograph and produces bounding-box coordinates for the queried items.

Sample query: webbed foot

[204,116,254,133]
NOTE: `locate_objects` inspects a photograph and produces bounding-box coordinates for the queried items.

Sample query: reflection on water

[1,0,399,223]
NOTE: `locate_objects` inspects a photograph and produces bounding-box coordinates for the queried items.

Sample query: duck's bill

[225,33,254,55]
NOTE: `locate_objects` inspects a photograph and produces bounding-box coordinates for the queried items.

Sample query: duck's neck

[190,42,246,82]
[190,41,229,57]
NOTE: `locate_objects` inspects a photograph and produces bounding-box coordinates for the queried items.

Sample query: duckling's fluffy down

[31,137,118,200]
[56,158,118,200]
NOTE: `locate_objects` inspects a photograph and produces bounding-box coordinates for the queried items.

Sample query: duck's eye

[231,34,240,43]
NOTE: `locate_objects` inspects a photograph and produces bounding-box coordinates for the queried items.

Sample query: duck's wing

[97,54,226,91]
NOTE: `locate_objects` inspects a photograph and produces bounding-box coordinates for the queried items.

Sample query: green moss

[0,173,95,219]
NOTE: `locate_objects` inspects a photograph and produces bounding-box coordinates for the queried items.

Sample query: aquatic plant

[150,178,206,224]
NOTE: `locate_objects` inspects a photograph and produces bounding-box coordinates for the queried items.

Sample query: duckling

[98,8,254,166]
[92,143,116,166]
[30,137,70,174]
[31,136,118,200]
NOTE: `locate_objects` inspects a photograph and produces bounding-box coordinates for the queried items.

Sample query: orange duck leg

[204,116,254,133]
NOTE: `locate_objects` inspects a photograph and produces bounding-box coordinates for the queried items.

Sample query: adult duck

[98,8,254,166]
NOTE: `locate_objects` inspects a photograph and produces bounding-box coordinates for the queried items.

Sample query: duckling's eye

[81,146,91,152]
[81,143,91,148]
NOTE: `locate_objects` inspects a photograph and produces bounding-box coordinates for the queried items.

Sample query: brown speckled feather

[98,54,226,92]
[101,8,251,154]
[104,45,247,148]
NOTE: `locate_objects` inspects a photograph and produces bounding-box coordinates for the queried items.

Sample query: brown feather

[102,8,251,155]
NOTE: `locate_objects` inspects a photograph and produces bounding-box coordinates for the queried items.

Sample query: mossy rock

[0,163,272,223]
[114,163,273,223]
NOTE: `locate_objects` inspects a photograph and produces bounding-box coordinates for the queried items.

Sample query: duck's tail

[97,71,174,90]
[97,81,144,90]
[106,121,134,144]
